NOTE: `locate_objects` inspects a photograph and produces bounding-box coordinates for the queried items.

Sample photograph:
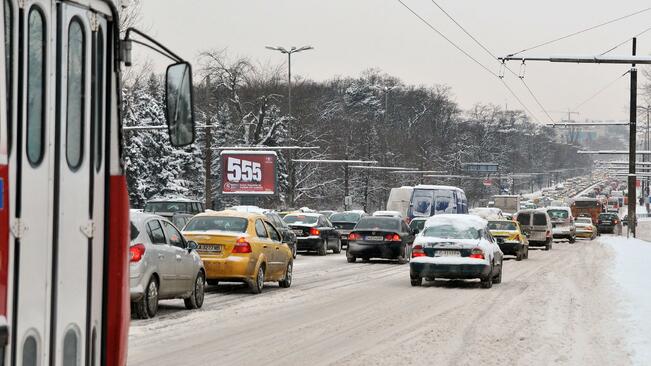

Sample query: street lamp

[265,45,314,118]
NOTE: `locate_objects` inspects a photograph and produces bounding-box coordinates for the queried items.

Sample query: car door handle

[158,254,165,259]
[263,245,268,249]
[176,255,182,261]
[275,246,280,250]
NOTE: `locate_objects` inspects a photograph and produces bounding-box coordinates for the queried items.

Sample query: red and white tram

[0,1,195,365]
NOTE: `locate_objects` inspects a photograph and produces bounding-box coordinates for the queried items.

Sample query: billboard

[220,151,277,195]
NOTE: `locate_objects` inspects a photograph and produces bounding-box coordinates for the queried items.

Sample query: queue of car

[129,178,613,319]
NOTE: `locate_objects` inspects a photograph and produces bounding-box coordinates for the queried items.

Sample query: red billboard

[221,151,277,195]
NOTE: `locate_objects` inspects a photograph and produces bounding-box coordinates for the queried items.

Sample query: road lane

[128,238,631,366]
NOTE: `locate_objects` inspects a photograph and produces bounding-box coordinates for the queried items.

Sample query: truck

[492,195,521,215]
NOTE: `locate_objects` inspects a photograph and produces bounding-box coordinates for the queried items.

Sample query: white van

[386,186,414,218]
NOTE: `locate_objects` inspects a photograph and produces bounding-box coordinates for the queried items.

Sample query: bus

[570,197,603,223]
[395,185,468,221]
[0,1,195,365]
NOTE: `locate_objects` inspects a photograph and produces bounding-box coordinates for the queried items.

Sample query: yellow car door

[253,218,277,279]
[264,220,289,280]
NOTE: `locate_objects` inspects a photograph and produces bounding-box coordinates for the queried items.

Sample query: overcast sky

[136,0,651,123]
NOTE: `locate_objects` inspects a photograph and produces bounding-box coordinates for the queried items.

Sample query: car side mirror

[165,62,195,147]
[187,240,198,252]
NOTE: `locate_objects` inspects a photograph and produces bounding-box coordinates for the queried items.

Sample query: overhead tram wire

[429,0,556,123]
[599,25,651,56]
[396,0,540,122]
[506,5,651,57]
[573,70,629,111]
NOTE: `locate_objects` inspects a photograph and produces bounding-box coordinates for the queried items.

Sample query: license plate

[602,221,611,225]
[198,245,221,252]
[365,236,384,241]
[292,229,304,235]
[436,250,460,257]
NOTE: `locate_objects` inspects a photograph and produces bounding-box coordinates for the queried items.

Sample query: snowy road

[127,238,633,366]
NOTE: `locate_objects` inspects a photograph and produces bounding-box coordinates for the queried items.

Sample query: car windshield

[330,212,361,222]
[547,210,569,220]
[284,215,319,225]
[599,214,617,220]
[144,201,191,213]
[355,217,400,231]
[488,221,517,231]
[184,216,248,233]
[421,224,480,239]
[409,219,426,232]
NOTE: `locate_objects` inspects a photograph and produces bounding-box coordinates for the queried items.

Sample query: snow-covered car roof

[146,196,201,203]
[546,206,571,211]
[284,212,321,217]
[414,184,463,191]
[372,210,402,217]
[227,205,269,214]
[469,207,503,220]
[424,214,487,230]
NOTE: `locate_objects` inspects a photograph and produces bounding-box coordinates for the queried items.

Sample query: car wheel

[138,277,159,318]
[279,262,293,288]
[525,246,529,259]
[493,261,503,284]
[480,273,493,289]
[132,276,156,319]
[250,265,265,294]
[332,238,342,254]
[292,245,297,259]
[397,246,409,264]
[317,239,327,256]
[410,275,422,287]
[516,250,523,261]
[184,271,205,310]
[544,239,552,251]
[362,257,370,263]
[569,235,576,244]
[346,249,356,263]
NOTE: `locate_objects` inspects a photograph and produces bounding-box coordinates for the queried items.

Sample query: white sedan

[409,214,504,288]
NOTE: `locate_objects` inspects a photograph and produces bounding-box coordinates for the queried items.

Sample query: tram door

[10,1,107,365]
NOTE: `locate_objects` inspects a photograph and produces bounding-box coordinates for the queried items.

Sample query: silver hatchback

[130,211,206,319]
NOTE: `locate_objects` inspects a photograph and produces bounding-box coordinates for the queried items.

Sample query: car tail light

[613,220,619,224]
[546,230,551,238]
[384,233,401,241]
[348,233,361,241]
[469,248,485,259]
[129,244,146,263]
[309,227,320,236]
[232,237,252,254]
[412,245,426,257]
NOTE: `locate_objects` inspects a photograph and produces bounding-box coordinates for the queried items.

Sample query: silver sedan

[130,211,206,319]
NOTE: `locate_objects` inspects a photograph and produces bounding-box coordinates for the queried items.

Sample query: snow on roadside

[603,235,651,365]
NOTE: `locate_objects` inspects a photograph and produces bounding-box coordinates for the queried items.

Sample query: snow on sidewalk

[603,235,651,365]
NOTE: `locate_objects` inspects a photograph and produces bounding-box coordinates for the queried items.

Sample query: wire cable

[428,0,555,123]
[397,0,499,78]
[599,25,651,56]
[573,70,629,111]
[507,6,651,57]
[398,0,543,122]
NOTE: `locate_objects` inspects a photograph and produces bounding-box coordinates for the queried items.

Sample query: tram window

[66,18,85,170]
[4,0,12,153]
[94,28,103,171]
[26,8,45,165]
[63,328,78,366]
[22,335,37,366]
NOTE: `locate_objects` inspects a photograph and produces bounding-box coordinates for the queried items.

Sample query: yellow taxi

[488,219,529,261]
[182,210,293,294]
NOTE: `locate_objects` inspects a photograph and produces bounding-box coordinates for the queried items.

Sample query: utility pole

[628,38,637,237]
[203,76,213,210]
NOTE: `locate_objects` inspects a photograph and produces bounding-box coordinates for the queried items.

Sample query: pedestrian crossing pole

[628,38,637,237]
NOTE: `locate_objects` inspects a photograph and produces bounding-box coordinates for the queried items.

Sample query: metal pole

[203,76,213,210]
[628,38,638,237]
[344,164,350,210]
[288,52,292,119]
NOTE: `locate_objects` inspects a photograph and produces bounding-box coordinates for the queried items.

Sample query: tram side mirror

[165,62,195,147]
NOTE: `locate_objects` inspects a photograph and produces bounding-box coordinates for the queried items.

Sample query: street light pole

[265,45,314,118]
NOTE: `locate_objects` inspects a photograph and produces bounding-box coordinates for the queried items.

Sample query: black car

[597,213,622,234]
[265,211,298,259]
[346,217,415,264]
[330,211,367,248]
[283,213,341,255]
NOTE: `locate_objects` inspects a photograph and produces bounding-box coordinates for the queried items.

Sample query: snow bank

[603,235,651,364]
